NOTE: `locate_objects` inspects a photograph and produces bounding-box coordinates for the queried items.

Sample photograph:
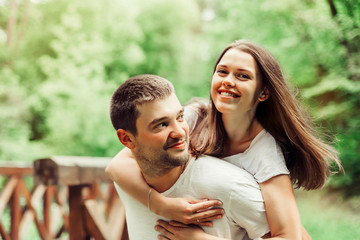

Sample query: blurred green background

[1,0,359,238]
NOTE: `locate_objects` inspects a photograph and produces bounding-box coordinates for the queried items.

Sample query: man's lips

[166,140,186,150]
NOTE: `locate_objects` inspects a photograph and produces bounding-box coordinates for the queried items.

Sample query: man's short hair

[110,74,175,135]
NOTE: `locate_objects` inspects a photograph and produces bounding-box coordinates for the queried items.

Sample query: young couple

[107,39,341,239]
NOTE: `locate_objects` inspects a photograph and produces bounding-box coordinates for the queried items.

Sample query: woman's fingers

[160,198,224,225]
[188,208,225,225]
[185,199,224,225]
[189,199,223,212]
[170,219,213,227]
[186,198,209,204]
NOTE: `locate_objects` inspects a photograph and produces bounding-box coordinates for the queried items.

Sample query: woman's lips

[218,90,240,98]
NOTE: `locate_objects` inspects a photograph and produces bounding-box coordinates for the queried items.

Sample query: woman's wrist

[149,189,166,215]
[147,188,153,211]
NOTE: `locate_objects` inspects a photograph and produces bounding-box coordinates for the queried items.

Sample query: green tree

[0,0,359,195]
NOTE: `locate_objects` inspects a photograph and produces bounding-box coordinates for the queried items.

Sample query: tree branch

[327,0,338,18]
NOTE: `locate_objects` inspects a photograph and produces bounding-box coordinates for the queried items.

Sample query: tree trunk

[6,0,19,47]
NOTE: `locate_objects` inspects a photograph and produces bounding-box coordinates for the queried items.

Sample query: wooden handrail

[0,161,33,176]
[33,156,111,186]
[0,157,128,240]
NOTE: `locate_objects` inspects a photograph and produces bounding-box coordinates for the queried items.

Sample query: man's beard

[135,139,189,177]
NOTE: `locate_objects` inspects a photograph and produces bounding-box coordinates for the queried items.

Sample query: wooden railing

[0,156,128,240]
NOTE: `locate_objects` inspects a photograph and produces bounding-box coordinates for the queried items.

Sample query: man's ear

[117,129,136,149]
[258,88,270,102]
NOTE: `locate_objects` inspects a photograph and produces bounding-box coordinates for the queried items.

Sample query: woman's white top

[223,129,290,183]
[184,102,290,183]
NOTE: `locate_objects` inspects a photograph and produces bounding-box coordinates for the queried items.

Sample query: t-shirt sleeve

[228,180,270,239]
[244,133,290,183]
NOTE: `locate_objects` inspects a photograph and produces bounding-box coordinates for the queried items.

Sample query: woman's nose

[222,76,235,87]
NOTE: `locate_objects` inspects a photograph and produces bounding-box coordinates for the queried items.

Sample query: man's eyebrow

[149,117,168,127]
[148,107,184,127]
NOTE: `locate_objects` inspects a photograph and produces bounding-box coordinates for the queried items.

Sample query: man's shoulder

[196,154,245,168]
[188,155,262,202]
[194,155,256,181]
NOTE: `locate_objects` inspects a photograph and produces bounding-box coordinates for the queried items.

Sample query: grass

[295,189,360,240]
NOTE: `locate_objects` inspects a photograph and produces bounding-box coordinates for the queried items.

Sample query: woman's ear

[258,88,270,102]
[117,129,136,149]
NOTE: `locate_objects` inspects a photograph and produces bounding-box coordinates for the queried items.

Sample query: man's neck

[142,160,190,193]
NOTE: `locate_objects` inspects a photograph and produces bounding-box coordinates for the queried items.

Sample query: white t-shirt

[115,155,270,240]
[223,129,289,183]
[184,103,289,183]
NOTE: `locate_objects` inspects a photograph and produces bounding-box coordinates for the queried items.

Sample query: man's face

[132,93,190,177]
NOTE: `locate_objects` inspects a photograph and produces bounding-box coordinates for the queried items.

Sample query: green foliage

[296,189,360,239]
[0,0,359,194]
[0,67,33,160]
[0,0,203,160]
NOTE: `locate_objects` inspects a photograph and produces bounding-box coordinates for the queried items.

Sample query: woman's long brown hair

[190,40,342,190]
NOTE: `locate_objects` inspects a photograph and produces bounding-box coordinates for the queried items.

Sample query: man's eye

[155,122,168,128]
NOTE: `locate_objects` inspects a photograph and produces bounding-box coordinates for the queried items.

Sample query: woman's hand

[155,220,224,240]
[152,193,224,227]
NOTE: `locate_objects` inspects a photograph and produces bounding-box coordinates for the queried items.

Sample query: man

[108,74,269,239]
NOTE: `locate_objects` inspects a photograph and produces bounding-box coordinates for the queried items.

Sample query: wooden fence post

[69,185,88,240]
[10,177,20,240]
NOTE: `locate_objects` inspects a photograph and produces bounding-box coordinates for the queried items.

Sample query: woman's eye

[237,73,250,79]
[217,69,227,75]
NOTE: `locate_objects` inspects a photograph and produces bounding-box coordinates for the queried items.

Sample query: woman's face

[211,48,262,115]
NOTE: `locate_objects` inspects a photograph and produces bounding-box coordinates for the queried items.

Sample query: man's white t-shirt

[115,155,269,240]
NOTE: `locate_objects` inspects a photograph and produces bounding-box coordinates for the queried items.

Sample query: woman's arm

[105,148,224,225]
[259,174,308,240]
[105,148,149,205]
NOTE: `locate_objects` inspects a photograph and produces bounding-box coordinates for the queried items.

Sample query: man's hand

[155,220,227,240]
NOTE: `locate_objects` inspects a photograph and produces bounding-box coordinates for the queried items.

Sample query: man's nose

[169,122,186,139]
